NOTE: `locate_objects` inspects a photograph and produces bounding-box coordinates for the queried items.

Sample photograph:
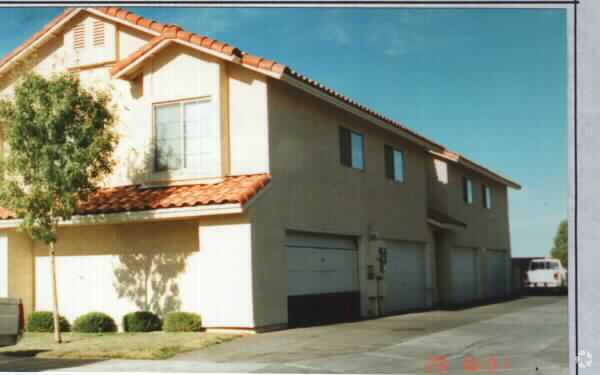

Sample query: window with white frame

[154,98,220,176]
[463,177,474,204]
[384,145,405,182]
[483,184,492,209]
[339,127,364,169]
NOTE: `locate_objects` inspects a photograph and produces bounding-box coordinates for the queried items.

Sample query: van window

[547,262,559,270]
[530,262,546,270]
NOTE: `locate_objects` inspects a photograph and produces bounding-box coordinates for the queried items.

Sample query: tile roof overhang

[427,209,467,231]
[0,7,521,190]
[429,150,521,190]
[0,174,271,225]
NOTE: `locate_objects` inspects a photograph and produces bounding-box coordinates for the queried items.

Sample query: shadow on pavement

[0,353,106,372]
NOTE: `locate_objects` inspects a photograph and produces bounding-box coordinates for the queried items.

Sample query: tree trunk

[50,241,62,344]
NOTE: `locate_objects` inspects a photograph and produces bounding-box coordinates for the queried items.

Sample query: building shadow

[113,250,190,317]
[0,353,105,373]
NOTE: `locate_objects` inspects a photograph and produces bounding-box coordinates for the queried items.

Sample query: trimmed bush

[122,311,162,332]
[72,312,117,333]
[26,311,70,332]
[163,312,202,332]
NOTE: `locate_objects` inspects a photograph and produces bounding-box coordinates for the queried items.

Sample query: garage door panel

[384,242,427,313]
[450,248,479,304]
[287,232,359,327]
[487,249,507,298]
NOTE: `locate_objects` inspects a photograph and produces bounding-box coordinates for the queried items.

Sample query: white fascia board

[456,159,522,190]
[240,181,272,211]
[427,218,466,232]
[280,74,445,152]
[0,203,243,229]
[241,63,283,80]
[86,8,162,37]
[0,9,83,76]
[114,39,238,81]
[113,39,174,79]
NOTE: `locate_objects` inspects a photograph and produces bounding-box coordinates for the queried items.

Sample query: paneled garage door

[287,231,359,327]
[384,242,427,314]
[486,249,508,299]
[450,247,480,304]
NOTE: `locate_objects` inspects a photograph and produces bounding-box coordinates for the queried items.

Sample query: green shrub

[122,311,162,332]
[72,312,117,333]
[163,312,202,332]
[26,311,70,332]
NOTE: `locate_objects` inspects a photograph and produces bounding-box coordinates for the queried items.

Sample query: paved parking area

[0,296,568,373]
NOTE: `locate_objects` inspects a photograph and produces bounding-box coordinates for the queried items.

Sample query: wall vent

[73,22,85,49]
[93,20,105,47]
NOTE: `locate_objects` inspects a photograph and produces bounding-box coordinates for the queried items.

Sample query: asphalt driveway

[0,296,568,373]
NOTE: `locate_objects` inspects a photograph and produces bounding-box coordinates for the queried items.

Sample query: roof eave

[0,203,245,228]
[280,72,445,152]
[429,150,521,190]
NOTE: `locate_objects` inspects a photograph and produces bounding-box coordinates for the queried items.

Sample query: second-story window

[154,98,219,175]
[384,145,405,182]
[339,127,364,169]
[463,177,474,204]
[483,185,492,209]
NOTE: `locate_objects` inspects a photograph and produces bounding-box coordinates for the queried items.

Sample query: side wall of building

[248,78,436,328]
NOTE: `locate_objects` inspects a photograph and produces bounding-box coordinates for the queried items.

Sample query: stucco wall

[2,230,34,317]
[31,214,254,330]
[249,78,433,328]
[428,156,513,304]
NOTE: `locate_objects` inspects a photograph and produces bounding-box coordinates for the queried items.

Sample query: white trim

[241,181,272,210]
[241,62,284,80]
[86,8,162,37]
[281,74,445,152]
[113,38,174,79]
[427,219,465,232]
[429,150,520,190]
[114,38,239,80]
[0,9,83,76]
[0,203,243,228]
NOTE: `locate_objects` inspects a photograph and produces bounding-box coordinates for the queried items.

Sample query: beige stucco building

[0,8,521,332]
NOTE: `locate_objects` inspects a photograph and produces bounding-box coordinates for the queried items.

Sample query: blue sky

[0,8,567,257]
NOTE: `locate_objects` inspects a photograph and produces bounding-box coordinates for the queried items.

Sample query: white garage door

[0,236,7,297]
[287,232,358,296]
[487,249,508,299]
[450,247,480,304]
[384,242,426,313]
[287,231,359,327]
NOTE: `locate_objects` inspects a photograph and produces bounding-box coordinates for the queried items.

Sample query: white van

[526,258,567,292]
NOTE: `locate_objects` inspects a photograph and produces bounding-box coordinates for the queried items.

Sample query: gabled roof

[430,150,521,190]
[0,7,521,190]
[0,174,271,220]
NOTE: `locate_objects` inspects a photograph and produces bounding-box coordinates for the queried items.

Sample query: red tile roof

[0,8,77,72]
[0,7,520,189]
[0,174,271,220]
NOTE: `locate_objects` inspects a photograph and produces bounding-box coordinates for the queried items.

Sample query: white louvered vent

[93,20,105,47]
[73,22,85,49]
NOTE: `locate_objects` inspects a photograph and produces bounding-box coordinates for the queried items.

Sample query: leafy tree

[551,220,568,268]
[0,72,117,343]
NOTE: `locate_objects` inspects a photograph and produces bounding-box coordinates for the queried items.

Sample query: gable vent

[93,20,105,47]
[73,22,85,49]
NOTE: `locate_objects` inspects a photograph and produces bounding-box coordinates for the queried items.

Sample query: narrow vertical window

[339,127,364,169]
[463,177,474,204]
[351,132,364,169]
[384,145,405,182]
[93,20,105,47]
[73,22,85,49]
[483,185,492,209]
[339,127,351,167]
